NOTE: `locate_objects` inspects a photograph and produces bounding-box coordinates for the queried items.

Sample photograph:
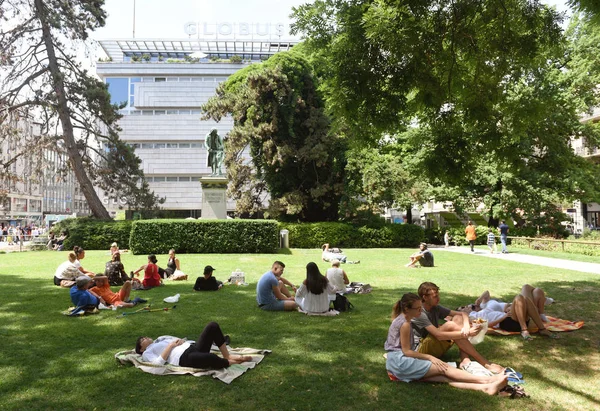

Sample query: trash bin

[280,229,289,248]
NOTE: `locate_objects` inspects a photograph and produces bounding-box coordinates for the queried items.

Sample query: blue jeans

[501,234,507,252]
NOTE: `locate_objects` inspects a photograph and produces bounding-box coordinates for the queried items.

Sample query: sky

[92,0,572,41]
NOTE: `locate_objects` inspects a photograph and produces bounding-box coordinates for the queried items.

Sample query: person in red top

[464,221,477,253]
[133,254,163,289]
[89,275,137,308]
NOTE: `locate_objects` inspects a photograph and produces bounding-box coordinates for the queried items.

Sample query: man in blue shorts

[256,261,297,311]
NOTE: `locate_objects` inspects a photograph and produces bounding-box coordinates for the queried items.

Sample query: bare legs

[405,254,422,267]
[278,282,298,311]
[422,366,508,395]
[439,316,504,374]
[512,286,557,338]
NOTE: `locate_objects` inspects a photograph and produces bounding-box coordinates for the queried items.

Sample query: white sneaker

[545,297,554,305]
[163,293,180,303]
[540,314,548,322]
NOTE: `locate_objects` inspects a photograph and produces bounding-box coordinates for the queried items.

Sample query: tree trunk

[488,204,499,228]
[35,0,110,219]
[406,206,413,224]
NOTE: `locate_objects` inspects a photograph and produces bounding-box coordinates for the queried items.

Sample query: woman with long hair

[73,246,95,277]
[385,293,508,395]
[294,262,336,314]
[132,254,163,289]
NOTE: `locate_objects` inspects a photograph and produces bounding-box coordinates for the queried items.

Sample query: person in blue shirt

[70,276,101,311]
[256,261,297,311]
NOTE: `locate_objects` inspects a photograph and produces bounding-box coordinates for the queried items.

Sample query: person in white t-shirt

[326,260,349,294]
[295,262,336,314]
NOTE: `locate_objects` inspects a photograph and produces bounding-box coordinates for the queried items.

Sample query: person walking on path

[499,221,509,254]
[465,221,477,253]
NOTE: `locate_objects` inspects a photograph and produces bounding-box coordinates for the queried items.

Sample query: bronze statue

[205,128,224,176]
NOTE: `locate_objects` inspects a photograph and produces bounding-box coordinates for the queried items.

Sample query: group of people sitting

[385,281,557,396]
[54,244,190,311]
[256,260,350,313]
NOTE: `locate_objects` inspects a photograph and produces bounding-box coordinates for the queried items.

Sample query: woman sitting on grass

[295,262,336,314]
[54,252,80,287]
[73,246,95,277]
[104,252,130,286]
[135,322,252,369]
[458,285,558,340]
[385,293,508,395]
[132,254,163,289]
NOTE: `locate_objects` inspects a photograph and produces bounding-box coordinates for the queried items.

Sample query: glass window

[141,110,153,115]
[131,77,141,83]
[105,78,129,106]
[154,143,165,149]
[179,177,192,182]
[166,177,178,182]
[179,143,190,148]
[180,77,191,82]
[130,110,141,115]
[30,199,42,212]
[166,110,178,115]
[190,143,200,148]
[154,110,166,115]
[141,143,153,149]
[154,177,165,182]
[190,110,201,115]
[191,77,202,82]
[130,143,140,149]
[141,77,153,82]
[129,96,135,106]
[155,77,166,82]
[166,143,178,148]
[167,77,178,82]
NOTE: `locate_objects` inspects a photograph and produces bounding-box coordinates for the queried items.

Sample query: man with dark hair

[256,261,297,311]
[193,265,223,291]
[405,243,434,268]
[411,282,505,374]
[499,221,509,254]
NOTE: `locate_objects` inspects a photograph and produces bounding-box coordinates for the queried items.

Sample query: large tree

[0,0,160,218]
[202,50,346,221]
[292,0,600,222]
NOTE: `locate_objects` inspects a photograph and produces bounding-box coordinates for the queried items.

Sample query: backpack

[332,294,354,312]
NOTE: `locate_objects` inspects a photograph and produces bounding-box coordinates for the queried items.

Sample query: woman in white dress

[295,262,336,314]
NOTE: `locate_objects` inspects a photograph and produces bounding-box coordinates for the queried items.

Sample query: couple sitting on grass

[256,260,350,314]
[69,275,146,313]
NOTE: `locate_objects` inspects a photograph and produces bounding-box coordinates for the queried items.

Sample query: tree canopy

[292,0,600,222]
[0,0,160,218]
[202,50,346,221]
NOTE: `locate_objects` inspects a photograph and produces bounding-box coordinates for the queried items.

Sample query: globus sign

[184,22,286,39]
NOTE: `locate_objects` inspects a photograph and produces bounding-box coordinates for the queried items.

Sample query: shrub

[129,219,278,254]
[53,218,133,251]
[282,222,424,248]
[230,55,243,63]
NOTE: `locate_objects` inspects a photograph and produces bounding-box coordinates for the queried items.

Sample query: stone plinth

[199,176,228,219]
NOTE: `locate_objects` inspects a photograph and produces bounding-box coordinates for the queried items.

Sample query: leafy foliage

[130,219,279,254]
[292,0,600,221]
[53,218,133,251]
[202,50,346,221]
[282,222,424,248]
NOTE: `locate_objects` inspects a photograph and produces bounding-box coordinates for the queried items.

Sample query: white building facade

[96,36,297,216]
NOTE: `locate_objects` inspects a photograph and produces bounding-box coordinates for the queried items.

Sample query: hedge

[53,218,133,251]
[129,219,279,254]
[281,222,424,248]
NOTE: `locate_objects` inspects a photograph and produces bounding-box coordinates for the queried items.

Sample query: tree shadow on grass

[1,273,599,410]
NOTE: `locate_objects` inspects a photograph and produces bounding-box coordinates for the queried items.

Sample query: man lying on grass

[411,282,505,374]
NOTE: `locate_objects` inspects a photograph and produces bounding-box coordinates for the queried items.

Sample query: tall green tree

[0,0,161,218]
[202,50,346,221]
[292,0,600,223]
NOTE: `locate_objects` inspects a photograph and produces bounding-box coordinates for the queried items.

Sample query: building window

[105,77,129,106]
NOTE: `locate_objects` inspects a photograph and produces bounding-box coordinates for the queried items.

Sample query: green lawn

[1,249,598,410]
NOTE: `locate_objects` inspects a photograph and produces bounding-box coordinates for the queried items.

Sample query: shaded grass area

[0,249,598,410]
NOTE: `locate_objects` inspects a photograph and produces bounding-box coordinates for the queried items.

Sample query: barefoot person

[256,261,297,311]
[411,282,505,374]
[386,293,508,395]
[460,285,558,340]
[405,243,434,268]
[135,322,251,368]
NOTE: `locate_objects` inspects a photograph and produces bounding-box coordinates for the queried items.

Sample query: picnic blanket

[115,346,271,384]
[489,316,584,336]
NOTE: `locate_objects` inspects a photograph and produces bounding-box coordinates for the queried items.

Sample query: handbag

[332,294,354,312]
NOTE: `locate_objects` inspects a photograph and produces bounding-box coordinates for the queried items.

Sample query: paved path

[434,246,600,275]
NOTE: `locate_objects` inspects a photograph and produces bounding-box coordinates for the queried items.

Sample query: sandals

[539,329,560,339]
[499,384,529,399]
[521,330,534,341]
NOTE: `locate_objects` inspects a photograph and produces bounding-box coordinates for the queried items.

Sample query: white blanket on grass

[115,346,270,384]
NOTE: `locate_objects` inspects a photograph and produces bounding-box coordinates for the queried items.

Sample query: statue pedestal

[199,176,228,219]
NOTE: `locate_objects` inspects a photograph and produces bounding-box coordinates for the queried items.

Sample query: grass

[1,248,599,410]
